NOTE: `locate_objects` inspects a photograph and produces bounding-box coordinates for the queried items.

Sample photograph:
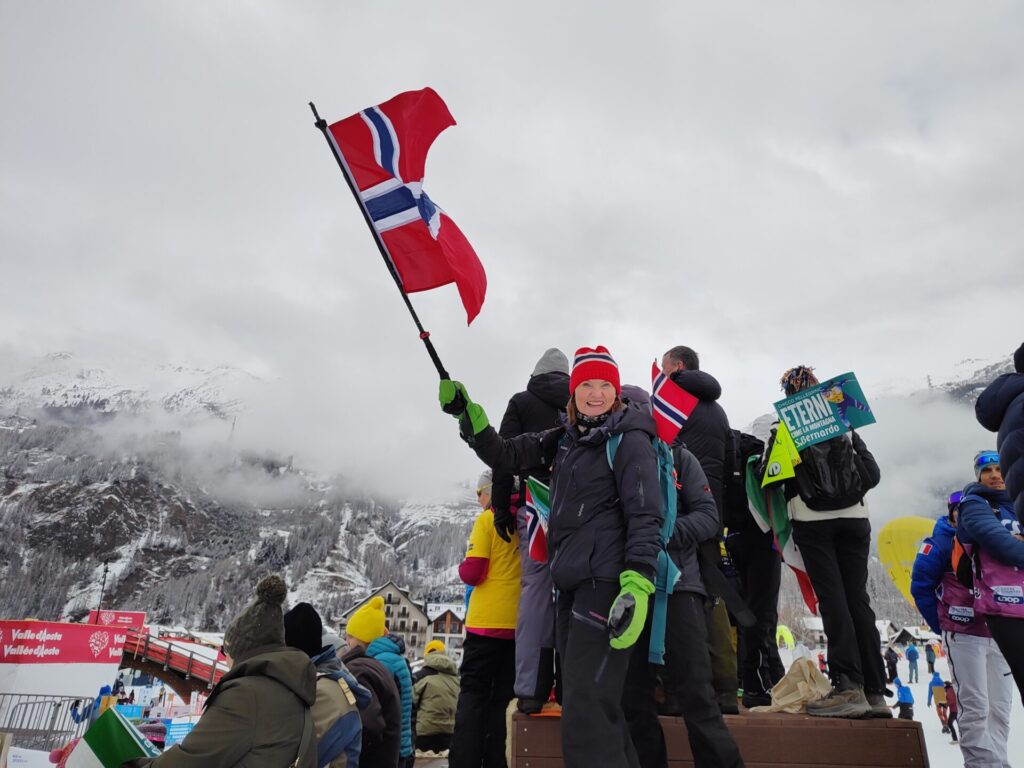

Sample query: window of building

[410,636,417,647]
[385,592,393,604]
[452,620,462,633]
[434,619,445,634]
[412,621,418,632]
[399,619,406,631]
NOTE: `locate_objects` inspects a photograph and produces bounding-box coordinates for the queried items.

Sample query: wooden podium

[509,710,929,767]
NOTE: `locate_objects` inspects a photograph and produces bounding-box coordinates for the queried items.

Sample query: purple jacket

[957,483,1024,618]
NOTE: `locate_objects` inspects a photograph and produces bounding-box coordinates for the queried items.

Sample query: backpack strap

[289,707,314,768]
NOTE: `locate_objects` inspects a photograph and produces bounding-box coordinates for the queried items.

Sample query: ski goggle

[974,452,1000,470]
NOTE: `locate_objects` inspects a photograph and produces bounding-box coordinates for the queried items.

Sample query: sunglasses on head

[975,452,999,469]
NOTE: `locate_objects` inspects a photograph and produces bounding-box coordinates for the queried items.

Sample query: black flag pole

[310,101,451,380]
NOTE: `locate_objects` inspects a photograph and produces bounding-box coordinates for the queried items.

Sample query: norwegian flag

[523,477,551,563]
[327,88,487,323]
[651,362,699,445]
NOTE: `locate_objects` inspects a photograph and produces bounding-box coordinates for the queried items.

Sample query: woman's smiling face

[574,379,616,417]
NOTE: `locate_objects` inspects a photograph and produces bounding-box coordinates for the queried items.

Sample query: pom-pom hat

[570,346,620,395]
[223,573,288,662]
[346,595,388,644]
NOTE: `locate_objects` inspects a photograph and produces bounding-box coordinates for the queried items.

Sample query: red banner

[0,621,128,664]
[87,610,147,631]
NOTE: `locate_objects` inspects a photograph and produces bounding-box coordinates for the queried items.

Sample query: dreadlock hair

[780,365,819,395]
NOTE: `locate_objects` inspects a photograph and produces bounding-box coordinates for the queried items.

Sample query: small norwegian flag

[651,362,699,445]
[523,477,550,563]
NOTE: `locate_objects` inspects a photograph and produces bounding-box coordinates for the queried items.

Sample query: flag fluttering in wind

[651,362,699,445]
[324,88,487,324]
[523,476,551,563]
[761,420,801,487]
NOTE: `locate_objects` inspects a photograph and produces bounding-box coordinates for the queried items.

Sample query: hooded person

[439,346,663,768]
[954,455,1024,703]
[122,575,316,768]
[285,603,372,768]
[345,597,415,766]
[336,599,403,768]
[412,650,460,753]
[976,343,1024,523]
[448,467,520,768]
[911,480,1013,768]
[660,346,739,714]
[490,348,570,713]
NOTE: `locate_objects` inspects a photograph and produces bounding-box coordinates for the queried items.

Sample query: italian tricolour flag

[66,707,161,767]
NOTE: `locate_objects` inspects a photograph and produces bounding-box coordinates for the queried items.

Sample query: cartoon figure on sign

[821,378,870,429]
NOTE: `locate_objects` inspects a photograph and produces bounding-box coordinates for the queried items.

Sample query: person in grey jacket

[439,346,662,768]
[619,388,744,768]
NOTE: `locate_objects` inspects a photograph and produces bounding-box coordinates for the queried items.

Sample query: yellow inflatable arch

[877,516,937,606]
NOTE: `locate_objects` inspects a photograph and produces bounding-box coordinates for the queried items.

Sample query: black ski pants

[449,632,516,768]
[623,591,744,768]
[728,529,784,696]
[556,580,639,768]
[985,615,1024,702]
[791,518,886,694]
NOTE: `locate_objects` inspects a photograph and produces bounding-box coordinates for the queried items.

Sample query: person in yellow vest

[449,469,521,767]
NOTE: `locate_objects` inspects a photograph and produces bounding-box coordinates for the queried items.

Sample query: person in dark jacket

[884,647,899,684]
[439,346,662,768]
[956,473,1024,701]
[975,343,1024,523]
[619,384,743,768]
[661,346,738,714]
[766,366,887,719]
[491,348,569,713]
[285,602,371,768]
[336,625,403,768]
[123,575,317,768]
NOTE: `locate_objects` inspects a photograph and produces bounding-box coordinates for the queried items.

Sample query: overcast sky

[2,2,1022,496]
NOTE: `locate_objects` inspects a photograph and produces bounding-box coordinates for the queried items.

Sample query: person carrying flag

[617,385,744,768]
[439,346,662,768]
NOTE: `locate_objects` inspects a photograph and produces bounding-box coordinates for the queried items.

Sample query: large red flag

[327,88,487,324]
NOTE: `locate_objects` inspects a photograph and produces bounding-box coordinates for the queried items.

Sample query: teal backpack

[606,434,681,664]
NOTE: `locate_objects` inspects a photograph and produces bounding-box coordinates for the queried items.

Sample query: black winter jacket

[468,404,663,589]
[668,446,721,596]
[976,372,1024,523]
[668,370,733,521]
[341,646,402,768]
[492,371,570,515]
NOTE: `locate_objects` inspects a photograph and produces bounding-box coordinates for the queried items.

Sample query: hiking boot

[742,692,773,709]
[866,693,893,719]
[805,675,871,719]
[717,691,739,715]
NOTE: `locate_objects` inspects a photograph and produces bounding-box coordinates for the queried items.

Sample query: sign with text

[0,621,127,698]
[87,610,147,631]
[773,372,875,451]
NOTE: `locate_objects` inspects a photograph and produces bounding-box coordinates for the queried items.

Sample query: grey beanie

[532,348,570,377]
[223,574,288,661]
[476,468,493,493]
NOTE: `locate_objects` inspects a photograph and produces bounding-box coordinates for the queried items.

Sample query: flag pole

[309,101,451,380]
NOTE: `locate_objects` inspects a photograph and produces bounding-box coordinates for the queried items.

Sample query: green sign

[773,371,875,451]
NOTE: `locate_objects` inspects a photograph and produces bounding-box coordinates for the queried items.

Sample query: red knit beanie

[570,346,620,395]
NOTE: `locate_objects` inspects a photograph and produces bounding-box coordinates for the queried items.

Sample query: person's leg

[833,519,886,695]
[417,733,452,753]
[944,630,998,767]
[482,638,517,768]
[910,660,918,683]
[736,532,783,702]
[449,632,497,768]
[663,591,744,768]
[559,581,639,768]
[622,609,666,768]
[704,595,739,713]
[949,712,959,741]
[983,635,1013,768]
[985,615,1024,701]
[791,521,863,686]
[515,514,556,707]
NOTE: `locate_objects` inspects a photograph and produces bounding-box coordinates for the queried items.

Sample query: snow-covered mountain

[0,353,477,628]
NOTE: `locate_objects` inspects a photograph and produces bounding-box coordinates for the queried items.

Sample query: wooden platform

[510,710,929,768]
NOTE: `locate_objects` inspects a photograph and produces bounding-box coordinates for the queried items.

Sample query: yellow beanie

[424,639,445,655]
[347,596,387,643]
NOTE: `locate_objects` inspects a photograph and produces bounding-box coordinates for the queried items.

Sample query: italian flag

[66,708,160,767]
[745,455,818,615]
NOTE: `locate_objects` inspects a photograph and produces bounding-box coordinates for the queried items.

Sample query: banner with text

[87,610,147,632]
[0,621,127,698]
[773,372,875,451]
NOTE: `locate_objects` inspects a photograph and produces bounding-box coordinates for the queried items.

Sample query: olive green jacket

[413,654,459,736]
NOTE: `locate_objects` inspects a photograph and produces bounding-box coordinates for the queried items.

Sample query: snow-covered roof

[427,603,466,621]
[801,616,824,631]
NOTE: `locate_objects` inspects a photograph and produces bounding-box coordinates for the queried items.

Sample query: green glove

[438,379,490,436]
[608,569,655,650]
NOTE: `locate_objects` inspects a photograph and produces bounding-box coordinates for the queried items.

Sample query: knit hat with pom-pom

[346,596,388,644]
[223,573,288,662]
